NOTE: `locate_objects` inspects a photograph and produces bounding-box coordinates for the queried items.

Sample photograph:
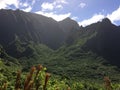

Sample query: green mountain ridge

[0,9,120,82]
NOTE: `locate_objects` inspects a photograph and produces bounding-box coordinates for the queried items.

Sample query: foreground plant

[0,82,7,90]
[0,64,50,90]
[2,64,120,90]
[104,76,112,90]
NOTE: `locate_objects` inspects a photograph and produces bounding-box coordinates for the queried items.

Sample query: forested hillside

[1,9,120,90]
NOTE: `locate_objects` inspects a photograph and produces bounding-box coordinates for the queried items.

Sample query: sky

[0,0,120,26]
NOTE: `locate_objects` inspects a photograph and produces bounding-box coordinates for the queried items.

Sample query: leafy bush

[1,64,120,90]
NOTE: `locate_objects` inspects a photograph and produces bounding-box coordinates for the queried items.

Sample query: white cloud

[32,0,36,5]
[0,0,35,12]
[19,0,36,12]
[36,11,71,21]
[41,0,68,11]
[41,2,54,11]
[71,16,78,20]
[107,6,120,23]
[79,3,86,8]
[0,0,19,9]
[54,0,68,4]
[22,2,29,7]
[78,6,120,26]
[56,5,63,9]
[78,14,105,26]
[22,6,32,12]
[39,0,69,21]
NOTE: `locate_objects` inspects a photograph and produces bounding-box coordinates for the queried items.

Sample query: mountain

[0,9,64,50]
[59,17,79,33]
[82,18,120,66]
[58,17,80,45]
[0,9,81,57]
[48,18,120,80]
[1,9,120,81]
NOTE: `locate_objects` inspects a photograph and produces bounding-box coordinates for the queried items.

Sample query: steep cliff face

[82,18,120,66]
[58,17,80,45]
[59,17,79,33]
[0,9,64,49]
[1,9,120,81]
[1,9,120,67]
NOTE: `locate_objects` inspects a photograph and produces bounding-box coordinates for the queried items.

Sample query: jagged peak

[0,9,24,14]
[59,17,79,26]
[60,17,77,22]
[101,18,111,24]
[63,17,71,20]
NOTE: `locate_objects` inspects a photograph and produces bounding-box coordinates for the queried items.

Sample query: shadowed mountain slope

[1,9,120,81]
[0,9,64,49]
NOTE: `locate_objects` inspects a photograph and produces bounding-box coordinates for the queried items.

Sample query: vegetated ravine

[1,9,120,82]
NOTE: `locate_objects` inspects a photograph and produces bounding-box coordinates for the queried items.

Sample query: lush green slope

[1,9,120,84]
[1,64,120,90]
[46,40,120,82]
[2,30,119,82]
